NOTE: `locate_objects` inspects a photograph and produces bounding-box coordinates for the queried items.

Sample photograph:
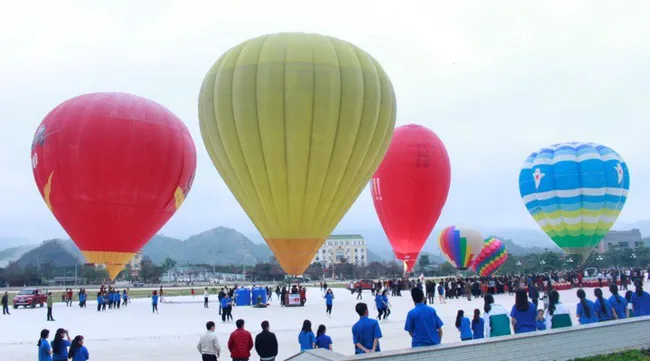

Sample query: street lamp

[630,254,637,259]
[596,255,604,262]
[567,258,574,264]
[516,261,522,267]
[540,260,546,266]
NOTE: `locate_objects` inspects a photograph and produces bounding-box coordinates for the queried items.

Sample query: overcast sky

[1,0,648,243]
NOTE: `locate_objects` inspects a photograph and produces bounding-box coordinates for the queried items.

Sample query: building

[313,234,368,267]
[597,229,645,253]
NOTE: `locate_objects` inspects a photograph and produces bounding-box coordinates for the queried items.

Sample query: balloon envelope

[471,237,507,277]
[371,124,450,272]
[198,33,396,275]
[31,93,196,279]
[518,142,629,257]
[438,226,484,270]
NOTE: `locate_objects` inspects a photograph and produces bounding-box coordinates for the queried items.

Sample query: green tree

[417,255,431,274]
[139,256,163,283]
[161,257,177,272]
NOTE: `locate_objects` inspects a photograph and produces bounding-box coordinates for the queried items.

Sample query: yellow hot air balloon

[199,33,396,275]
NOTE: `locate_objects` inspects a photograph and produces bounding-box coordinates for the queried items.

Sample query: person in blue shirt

[298,319,316,351]
[630,280,650,317]
[51,328,71,361]
[374,292,386,320]
[67,335,89,361]
[593,288,615,321]
[455,310,473,341]
[535,309,546,330]
[510,289,537,333]
[471,309,485,339]
[152,290,159,314]
[221,294,232,322]
[576,289,598,324]
[324,289,334,316]
[38,329,52,361]
[122,290,128,307]
[404,287,444,347]
[608,284,628,319]
[437,283,446,304]
[381,290,391,319]
[96,292,103,312]
[352,302,382,354]
[315,324,333,351]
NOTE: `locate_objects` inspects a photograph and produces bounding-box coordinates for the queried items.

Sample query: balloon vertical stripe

[438,226,484,270]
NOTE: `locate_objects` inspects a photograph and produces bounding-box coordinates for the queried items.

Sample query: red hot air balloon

[371,124,451,273]
[31,93,196,279]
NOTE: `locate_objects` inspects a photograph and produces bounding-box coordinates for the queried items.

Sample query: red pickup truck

[12,288,47,309]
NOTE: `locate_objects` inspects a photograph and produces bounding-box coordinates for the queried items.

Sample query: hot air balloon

[31,92,196,280]
[198,33,396,275]
[518,142,629,258]
[370,124,450,273]
[438,226,484,270]
[471,237,508,277]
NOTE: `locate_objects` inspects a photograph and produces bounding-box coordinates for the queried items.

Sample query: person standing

[455,310,473,341]
[51,328,71,361]
[228,319,253,361]
[2,291,10,315]
[471,309,485,339]
[576,289,598,324]
[197,321,221,361]
[218,288,226,315]
[545,290,572,329]
[254,321,278,361]
[352,302,382,354]
[630,280,650,317]
[404,287,444,347]
[298,320,316,351]
[204,287,210,308]
[510,289,537,334]
[46,292,54,321]
[67,335,89,361]
[221,293,232,323]
[315,324,333,351]
[38,329,53,361]
[483,294,511,337]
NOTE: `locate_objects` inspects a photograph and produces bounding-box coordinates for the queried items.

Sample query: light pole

[567,258,574,267]
[516,261,522,267]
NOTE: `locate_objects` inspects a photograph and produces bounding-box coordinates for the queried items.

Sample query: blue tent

[235,288,251,306]
[251,287,267,305]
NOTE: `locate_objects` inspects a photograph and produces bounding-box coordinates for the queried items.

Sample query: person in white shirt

[204,287,210,308]
[197,321,221,361]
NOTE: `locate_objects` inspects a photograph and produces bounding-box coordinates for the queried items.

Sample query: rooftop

[327,234,364,240]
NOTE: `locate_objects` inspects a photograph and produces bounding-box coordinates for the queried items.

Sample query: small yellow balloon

[199,33,396,274]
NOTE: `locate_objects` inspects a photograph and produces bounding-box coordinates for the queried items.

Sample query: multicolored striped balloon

[518,142,629,258]
[438,226,485,270]
[471,237,508,277]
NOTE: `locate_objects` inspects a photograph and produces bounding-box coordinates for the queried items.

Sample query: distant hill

[142,227,272,265]
[16,239,82,267]
[0,245,36,267]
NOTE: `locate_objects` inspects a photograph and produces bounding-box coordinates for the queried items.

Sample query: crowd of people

[27,266,650,360]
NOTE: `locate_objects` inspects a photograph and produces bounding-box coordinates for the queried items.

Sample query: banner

[288,294,301,306]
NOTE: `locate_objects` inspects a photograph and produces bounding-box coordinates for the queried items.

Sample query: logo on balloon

[32,125,47,150]
[533,168,544,189]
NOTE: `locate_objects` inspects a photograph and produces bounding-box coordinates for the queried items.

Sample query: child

[536,309,546,330]
[455,310,473,341]
[471,309,485,339]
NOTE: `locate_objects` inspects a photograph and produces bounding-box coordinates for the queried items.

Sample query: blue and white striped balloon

[518,142,630,257]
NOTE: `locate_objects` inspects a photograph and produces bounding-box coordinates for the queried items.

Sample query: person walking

[404,287,444,347]
[228,319,253,361]
[204,287,210,308]
[324,289,334,316]
[352,302,382,354]
[254,321,278,361]
[197,321,221,361]
[152,290,159,314]
[2,291,10,315]
[46,292,54,321]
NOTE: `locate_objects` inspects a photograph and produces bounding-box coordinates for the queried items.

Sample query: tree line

[1,245,647,287]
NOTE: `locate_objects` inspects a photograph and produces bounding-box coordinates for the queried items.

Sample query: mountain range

[2,221,647,269]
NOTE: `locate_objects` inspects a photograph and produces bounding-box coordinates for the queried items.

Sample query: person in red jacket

[228,319,253,361]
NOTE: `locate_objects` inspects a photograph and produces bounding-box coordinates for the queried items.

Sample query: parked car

[13,288,47,309]
[132,281,144,287]
[350,279,374,290]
